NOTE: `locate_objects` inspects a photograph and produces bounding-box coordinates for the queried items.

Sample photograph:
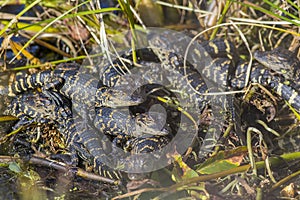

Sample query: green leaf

[196,146,247,174]
[9,162,22,173]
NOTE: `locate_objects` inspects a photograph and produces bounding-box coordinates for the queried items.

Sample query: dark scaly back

[201,38,239,63]
[99,48,160,87]
[254,47,300,85]
[231,60,300,113]
[4,90,72,127]
[94,107,138,138]
[4,88,168,180]
[126,135,171,154]
[2,62,145,109]
[147,34,207,110]
[1,63,79,97]
[231,62,284,88]
[59,71,100,108]
[1,63,103,107]
[62,115,123,180]
[98,31,239,90]
[5,90,123,180]
[147,30,239,113]
[147,30,238,72]
[93,106,169,139]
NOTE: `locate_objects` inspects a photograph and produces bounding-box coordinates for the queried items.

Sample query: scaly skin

[0,63,143,108]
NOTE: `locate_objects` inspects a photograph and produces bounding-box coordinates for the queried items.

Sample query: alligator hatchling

[1,30,300,183]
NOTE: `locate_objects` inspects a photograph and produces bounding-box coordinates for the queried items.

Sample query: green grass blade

[232,0,300,27]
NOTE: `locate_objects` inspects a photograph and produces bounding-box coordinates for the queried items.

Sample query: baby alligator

[147,30,300,114]
[3,30,300,180]
[231,61,300,113]
[0,63,140,108]
[5,90,125,180]
[254,47,300,85]
[1,62,169,138]
[5,90,173,180]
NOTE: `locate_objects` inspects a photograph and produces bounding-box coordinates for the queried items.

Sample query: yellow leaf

[169,151,199,181]
[9,40,41,64]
